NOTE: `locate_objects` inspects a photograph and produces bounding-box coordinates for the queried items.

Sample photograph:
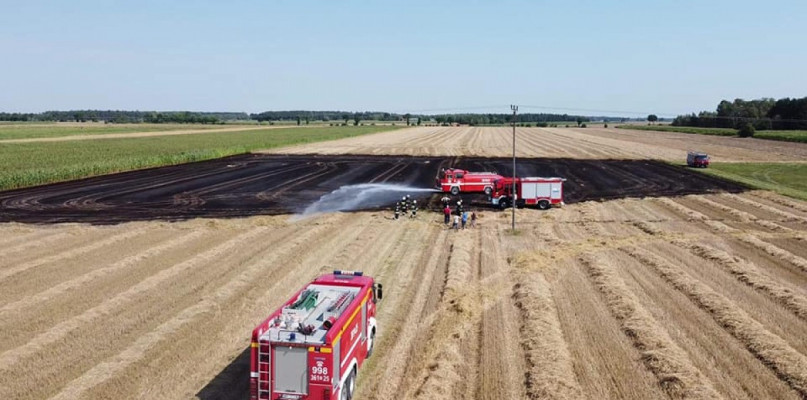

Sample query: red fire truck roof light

[333,270,363,276]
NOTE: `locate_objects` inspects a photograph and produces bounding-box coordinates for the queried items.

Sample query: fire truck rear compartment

[256,283,362,399]
[274,347,308,395]
[260,284,360,345]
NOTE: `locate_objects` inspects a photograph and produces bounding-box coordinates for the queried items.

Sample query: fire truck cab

[491,177,565,210]
[437,168,503,196]
[250,271,382,400]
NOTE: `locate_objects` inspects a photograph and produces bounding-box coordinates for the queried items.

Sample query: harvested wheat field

[2,191,807,399]
[2,126,807,399]
[266,126,807,162]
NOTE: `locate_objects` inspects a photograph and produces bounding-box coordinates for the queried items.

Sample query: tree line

[251,110,593,126]
[429,113,590,126]
[0,110,249,124]
[251,111,397,122]
[672,97,807,130]
[1,109,600,126]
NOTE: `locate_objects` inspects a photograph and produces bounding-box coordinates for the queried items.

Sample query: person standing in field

[470,210,477,228]
[443,205,451,225]
[410,200,418,219]
[452,214,460,231]
[461,211,468,229]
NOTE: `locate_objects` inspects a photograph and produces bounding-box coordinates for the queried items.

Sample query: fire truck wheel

[484,187,492,196]
[499,199,510,210]
[341,381,350,400]
[348,368,357,398]
[450,186,460,196]
[367,330,376,358]
[538,200,550,210]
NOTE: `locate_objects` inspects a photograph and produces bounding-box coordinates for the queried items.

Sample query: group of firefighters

[393,195,418,220]
[394,195,476,230]
[441,195,477,230]
[392,195,477,229]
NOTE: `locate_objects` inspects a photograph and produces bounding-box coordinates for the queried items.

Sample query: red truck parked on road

[437,168,503,196]
[490,177,565,210]
[250,270,382,400]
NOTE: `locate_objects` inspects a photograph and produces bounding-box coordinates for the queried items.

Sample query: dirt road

[267,126,807,162]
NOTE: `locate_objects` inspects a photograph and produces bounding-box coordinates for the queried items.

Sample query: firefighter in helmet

[410,199,418,219]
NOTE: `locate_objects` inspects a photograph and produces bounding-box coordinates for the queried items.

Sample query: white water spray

[297,183,438,218]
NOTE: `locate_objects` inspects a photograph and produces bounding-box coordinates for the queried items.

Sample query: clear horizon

[2,0,805,117]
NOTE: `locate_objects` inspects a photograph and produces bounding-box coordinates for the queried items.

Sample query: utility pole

[511,104,518,231]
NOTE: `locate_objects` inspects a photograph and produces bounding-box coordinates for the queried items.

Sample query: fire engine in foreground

[251,270,383,400]
[491,177,565,210]
[437,168,503,196]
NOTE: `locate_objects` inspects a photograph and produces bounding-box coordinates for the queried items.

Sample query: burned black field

[0,154,744,224]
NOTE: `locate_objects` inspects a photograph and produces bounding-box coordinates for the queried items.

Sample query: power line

[401,105,510,113]
[402,104,679,117]
[519,104,676,117]
[402,104,807,124]
[511,104,518,231]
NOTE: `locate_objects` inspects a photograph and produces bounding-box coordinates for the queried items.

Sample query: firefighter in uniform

[401,196,408,213]
[455,199,464,216]
[410,200,418,219]
[394,202,400,220]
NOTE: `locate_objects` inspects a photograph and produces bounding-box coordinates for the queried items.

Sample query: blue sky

[1,0,805,117]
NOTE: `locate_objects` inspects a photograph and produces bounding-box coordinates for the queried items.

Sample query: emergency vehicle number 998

[310,366,329,382]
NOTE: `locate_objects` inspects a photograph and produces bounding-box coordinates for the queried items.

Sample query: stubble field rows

[2,126,807,399]
[266,126,807,162]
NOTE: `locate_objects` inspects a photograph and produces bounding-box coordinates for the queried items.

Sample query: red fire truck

[687,151,710,168]
[250,270,383,400]
[436,168,503,196]
[491,177,565,210]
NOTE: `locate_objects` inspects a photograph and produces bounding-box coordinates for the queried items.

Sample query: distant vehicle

[436,168,503,195]
[687,151,710,168]
[491,177,565,210]
[250,270,382,400]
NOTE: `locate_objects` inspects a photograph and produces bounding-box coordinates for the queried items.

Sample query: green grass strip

[697,163,807,201]
[0,123,230,140]
[755,130,807,143]
[0,126,399,191]
[616,125,737,136]
[616,125,807,143]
